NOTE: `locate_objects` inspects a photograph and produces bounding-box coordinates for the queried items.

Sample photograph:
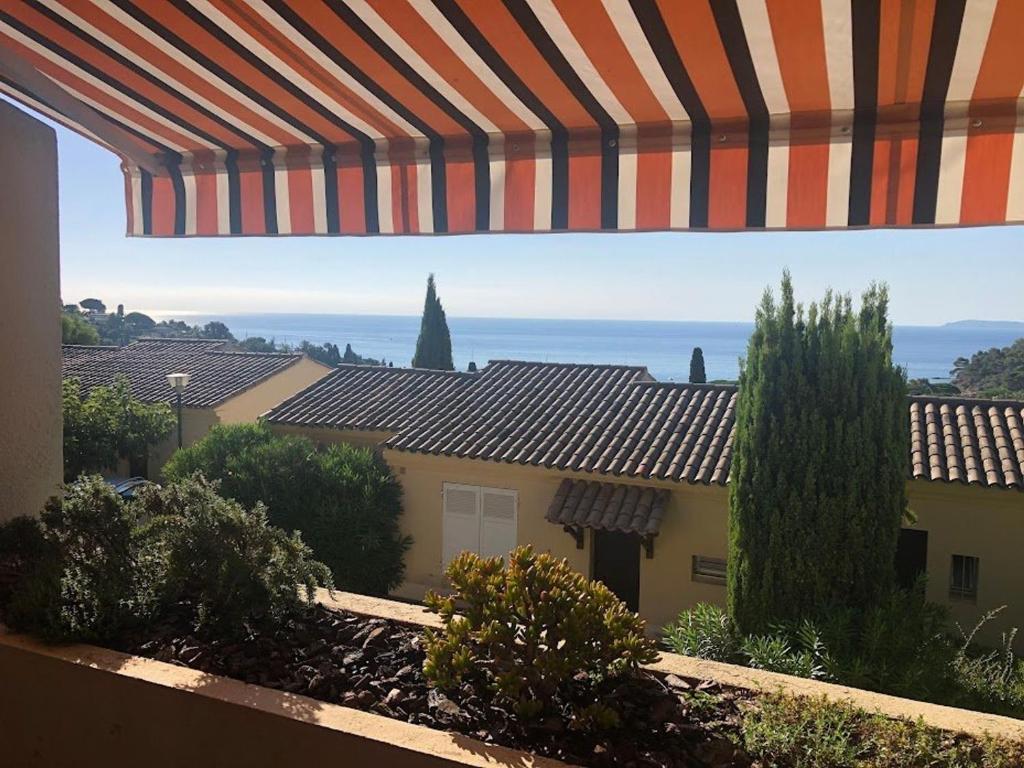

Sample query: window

[692,555,727,585]
[442,483,517,567]
[949,554,979,601]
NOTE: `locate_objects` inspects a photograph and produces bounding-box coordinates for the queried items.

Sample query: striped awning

[1,2,1023,237]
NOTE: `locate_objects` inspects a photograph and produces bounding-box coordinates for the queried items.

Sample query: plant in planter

[423,546,659,730]
[0,476,332,644]
[4,476,161,642]
[134,476,332,637]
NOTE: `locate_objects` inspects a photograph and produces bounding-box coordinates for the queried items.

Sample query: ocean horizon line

[137,309,1016,330]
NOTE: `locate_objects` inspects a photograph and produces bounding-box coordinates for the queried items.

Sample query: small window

[692,555,727,585]
[949,555,979,601]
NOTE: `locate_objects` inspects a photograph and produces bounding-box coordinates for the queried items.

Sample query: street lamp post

[166,372,190,449]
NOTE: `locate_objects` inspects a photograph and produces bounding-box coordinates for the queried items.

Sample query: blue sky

[36,103,1024,325]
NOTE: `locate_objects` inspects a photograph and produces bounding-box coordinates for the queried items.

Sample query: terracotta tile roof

[266,364,475,432]
[388,363,737,486]
[909,395,1024,491]
[387,360,655,467]
[546,478,670,536]
[62,338,303,409]
[272,357,1024,492]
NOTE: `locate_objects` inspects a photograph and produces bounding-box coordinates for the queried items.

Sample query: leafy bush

[740,694,1024,768]
[423,546,659,729]
[951,608,1024,716]
[5,476,159,642]
[0,515,48,605]
[664,592,1024,718]
[163,424,409,595]
[663,602,739,662]
[741,622,836,682]
[2,476,331,643]
[134,476,331,637]
[63,375,175,480]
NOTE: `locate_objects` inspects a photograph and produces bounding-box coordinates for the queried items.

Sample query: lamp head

[166,372,191,392]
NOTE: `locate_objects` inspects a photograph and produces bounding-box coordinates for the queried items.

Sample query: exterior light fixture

[166,372,190,449]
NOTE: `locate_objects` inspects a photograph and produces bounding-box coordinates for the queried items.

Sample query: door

[895,528,928,589]
[592,530,641,612]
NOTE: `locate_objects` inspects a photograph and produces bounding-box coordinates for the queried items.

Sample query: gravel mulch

[115,605,755,767]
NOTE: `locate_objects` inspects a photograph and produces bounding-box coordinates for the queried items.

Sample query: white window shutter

[480,488,517,560]
[443,484,480,567]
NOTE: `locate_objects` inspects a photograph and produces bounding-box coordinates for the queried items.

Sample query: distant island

[943,319,1024,331]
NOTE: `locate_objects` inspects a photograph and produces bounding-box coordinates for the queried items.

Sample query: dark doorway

[593,530,640,611]
[895,528,928,589]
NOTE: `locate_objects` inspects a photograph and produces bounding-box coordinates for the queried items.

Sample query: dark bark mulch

[114,605,754,768]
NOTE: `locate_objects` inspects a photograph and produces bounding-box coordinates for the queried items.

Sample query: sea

[182,314,1023,383]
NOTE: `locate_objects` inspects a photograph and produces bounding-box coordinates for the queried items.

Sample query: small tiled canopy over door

[442,483,517,567]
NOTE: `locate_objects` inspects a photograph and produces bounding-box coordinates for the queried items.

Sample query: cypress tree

[412,274,454,370]
[727,272,907,633]
[689,347,707,383]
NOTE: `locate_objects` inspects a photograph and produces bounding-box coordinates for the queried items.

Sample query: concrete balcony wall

[0,101,61,520]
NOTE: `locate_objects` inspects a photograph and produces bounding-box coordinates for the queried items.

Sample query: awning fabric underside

[2,1,1024,237]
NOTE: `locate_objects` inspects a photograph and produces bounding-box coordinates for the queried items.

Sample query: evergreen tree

[728,273,908,634]
[412,274,454,370]
[689,347,706,383]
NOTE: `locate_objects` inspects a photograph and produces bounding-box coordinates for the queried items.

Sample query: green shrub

[741,621,836,682]
[135,477,331,637]
[951,608,1024,716]
[423,546,659,729]
[63,376,175,481]
[663,602,740,662]
[663,590,1024,718]
[0,515,48,605]
[5,476,159,642]
[740,694,1024,768]
[163,424,409,595]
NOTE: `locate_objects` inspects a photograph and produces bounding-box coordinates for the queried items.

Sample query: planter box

[320,589,1024,742]
[0,625,569,768]
[3,591,1022,768]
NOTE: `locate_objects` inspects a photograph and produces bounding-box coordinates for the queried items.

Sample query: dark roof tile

[266,364,474,432]
[267,357,1024,492]
[62,338,303,408]
[546,478,670,535]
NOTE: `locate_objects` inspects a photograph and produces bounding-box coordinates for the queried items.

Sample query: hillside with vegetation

[951,338,1024,399]
[60,298,387,368]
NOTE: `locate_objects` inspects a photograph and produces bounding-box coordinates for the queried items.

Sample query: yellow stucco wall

[638,483,730,631]
[148,407,220,478]
[252,423,1024,647]
[0,102,62,520]
[382,450,731,632]
[216,357,331,424]
[907,482,1024,649]
[383,451,589,601]
[143,358,331,478]
[383,450,1024,646]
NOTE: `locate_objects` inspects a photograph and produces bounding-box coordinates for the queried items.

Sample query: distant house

[63,338,333,476]
[268,361,1024,647]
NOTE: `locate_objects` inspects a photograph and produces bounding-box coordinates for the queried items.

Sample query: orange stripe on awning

[0,0,1022,236]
